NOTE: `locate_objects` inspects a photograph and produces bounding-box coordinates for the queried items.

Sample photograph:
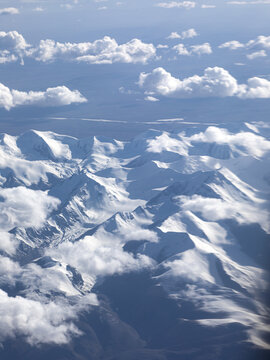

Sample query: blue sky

[0,0,270,139]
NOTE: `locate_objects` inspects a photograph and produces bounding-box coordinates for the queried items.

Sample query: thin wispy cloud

[156,1,196,9]
[0,7,19,15]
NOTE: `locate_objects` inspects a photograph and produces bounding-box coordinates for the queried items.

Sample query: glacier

[0,121,269,360]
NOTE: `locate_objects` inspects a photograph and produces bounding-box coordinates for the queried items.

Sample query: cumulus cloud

[172,43,190,55]
[145,95,160,102]
[167,28,198,39]
[0,32,156,65]
[0,233,18,255]
[220,35,270,51]
[0,187,60,230]
[47,233,154,278]
[0,187,59,256]
[0,31,30,64]
[0,252,99,346]
[0,31,29,52]
[219,35,270,59]
[0,256,21,282]
[219,40,245,50]
[179,194,269,232]
[34,36,156,64]
[0,8,19,15]
[190,43,212,55]
[0,289,82,345]
[138,66,270,99]
[247,35,270,50]
[189,126,270,157]
[167,32,182,39]
[0,83,87,110]
[0,253,99,345]
[156,1,196,9]
[173,42,212,56]
[247,50,267,59]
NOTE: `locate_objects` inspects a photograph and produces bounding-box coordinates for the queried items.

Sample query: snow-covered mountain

[0,121,270,359]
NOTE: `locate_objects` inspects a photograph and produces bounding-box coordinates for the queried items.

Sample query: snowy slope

[0,121,269,358]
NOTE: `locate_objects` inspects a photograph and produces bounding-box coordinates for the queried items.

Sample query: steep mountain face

[0,122,270,359]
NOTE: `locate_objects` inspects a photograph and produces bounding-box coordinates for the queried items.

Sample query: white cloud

[167,32,181,39]
[219,35,270,59]
[0,8,19,15]
[145,95,160,102]
[0,289,82,345]
[34,36,156,64]
[47,233,154,278]
[238,77,270,98]
[0,31,30,64]
[179,194,269,232]
[0,187,60,230]
[247,35,270,50]
[0,254,99,345]
[0,32,156,66]
[172,43,190,55]
[0,256,21,282]
[0,83,87,110]
[61,4,73,10]
[138,66,270,99]
[181,28,198,39]
[157,44,169,48]
[33,7,44,12]
[190,42,212,55]
[167,28,198,39]
[156,1,196,9]
[201,4,216,8]
[228,1,270,4]
[0,31,29,51]
[219,40,245,50]
[0,233,18,255]
[247,50,267,59]
[173,42,212,56]
[220,36,270,51]
[0,187,60,255]
[189,126,270,157]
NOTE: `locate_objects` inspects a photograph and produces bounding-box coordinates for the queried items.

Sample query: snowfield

[0,121,269,358]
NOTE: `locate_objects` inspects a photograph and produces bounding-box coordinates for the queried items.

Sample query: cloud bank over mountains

[0,123,269,350]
